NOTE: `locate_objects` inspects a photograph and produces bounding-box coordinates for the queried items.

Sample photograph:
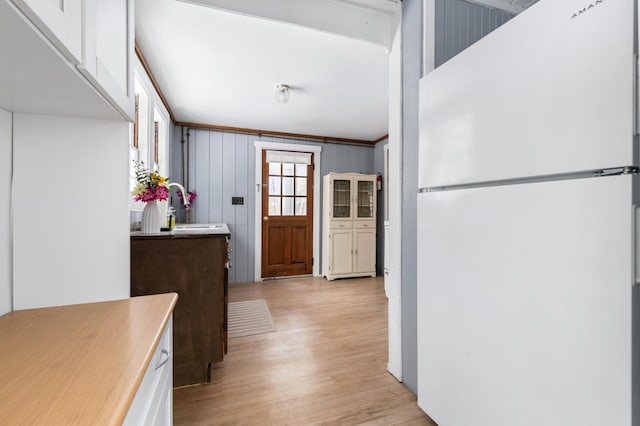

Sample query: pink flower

[131,161,170,203]
[175,191,197,209]
[133,185,169,203]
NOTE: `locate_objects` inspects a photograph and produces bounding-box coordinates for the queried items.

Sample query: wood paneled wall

[435,0,514,67]
[171,128,375,283]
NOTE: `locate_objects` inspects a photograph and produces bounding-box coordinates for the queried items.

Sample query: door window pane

[266,155,312,219]
[269,162,281,175]
[282,197,294,215]
[295,178,307,196]
[269,177,281,195]
[295,198,307,216]
[282,177,294,196]
[282,163,295,176]
[269,197,281,215]
[296,164,307,177]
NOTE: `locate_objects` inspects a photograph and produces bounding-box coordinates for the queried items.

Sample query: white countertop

[131,222,230,237]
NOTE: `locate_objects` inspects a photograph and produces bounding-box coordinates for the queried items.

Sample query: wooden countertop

[0,293,178,425]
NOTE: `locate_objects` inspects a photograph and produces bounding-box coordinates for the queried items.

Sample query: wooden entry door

[262,151,313,278]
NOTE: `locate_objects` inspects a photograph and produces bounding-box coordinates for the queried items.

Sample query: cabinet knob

[263,216,269,222]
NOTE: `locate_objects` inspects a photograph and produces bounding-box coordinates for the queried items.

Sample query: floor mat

[227,299,276,337]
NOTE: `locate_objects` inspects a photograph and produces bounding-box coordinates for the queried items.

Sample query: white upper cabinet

[11,0,83,64]
[79,0,135,120]
[1,0,133,121]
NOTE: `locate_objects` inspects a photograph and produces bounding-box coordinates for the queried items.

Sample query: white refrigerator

[417,0,639,425]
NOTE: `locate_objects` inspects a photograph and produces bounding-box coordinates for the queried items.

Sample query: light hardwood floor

[173,276,435,425]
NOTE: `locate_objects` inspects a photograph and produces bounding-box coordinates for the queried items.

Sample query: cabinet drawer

[123,317,173,426]
[354,221,376,229]
[330,221,353,229]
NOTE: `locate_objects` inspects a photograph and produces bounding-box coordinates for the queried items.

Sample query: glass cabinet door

[357,180,374,218]
[333,179,351,218]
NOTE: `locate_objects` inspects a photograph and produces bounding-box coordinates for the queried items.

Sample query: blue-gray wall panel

[235,133,249,226]
[194,129,210,223]
[435,0,514,67]
[209,131,224,222]
[222,133,236,227]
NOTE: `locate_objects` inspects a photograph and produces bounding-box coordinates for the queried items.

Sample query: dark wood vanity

[131,229,230,387]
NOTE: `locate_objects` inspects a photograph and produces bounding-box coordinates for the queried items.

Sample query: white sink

[171,223,228,234]
[173,224,223,231]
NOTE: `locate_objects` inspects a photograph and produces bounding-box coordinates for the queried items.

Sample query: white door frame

[386,12,403,381]
[253,141,322,281]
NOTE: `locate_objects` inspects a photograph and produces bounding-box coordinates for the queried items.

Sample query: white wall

[12,114,130,310]
[0,108,11,315]
[401,0,422,393]
[387,13,403,382]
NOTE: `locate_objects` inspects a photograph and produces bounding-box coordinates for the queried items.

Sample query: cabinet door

[356,179,375,219]
[124,319,173,426]
[331,178,352,219]
[148,370,172,426]
[12,0,82,64]
[353,229,376,273]
[131,236,227,386]
[329,230,353,275]
[79,0,134,120]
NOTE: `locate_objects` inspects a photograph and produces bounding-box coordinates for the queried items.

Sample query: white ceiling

[135,0,538,142]
[135,0,396,142]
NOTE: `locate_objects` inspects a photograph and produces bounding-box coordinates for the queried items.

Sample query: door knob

[263,216,269,221]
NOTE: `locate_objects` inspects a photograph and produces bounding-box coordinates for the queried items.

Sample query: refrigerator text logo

[571,0,605,19]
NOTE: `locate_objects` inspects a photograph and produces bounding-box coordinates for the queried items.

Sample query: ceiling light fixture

[276,84,290,103]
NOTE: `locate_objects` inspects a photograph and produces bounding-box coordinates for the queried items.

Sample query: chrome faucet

[168,182,190,207]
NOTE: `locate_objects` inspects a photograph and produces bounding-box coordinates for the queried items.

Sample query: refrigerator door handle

[635,52,639,136]
[635,207,640,286]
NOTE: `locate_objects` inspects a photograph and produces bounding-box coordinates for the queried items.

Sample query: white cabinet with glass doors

[322,173,377,280]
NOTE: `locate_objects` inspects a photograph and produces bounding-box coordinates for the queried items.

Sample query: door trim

[254,141,322,281]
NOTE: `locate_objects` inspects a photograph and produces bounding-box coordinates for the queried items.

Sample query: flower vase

[141,201,162,234]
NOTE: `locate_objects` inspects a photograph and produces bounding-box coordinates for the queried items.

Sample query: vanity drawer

[330,221,352,229]
[354,221,376,229]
